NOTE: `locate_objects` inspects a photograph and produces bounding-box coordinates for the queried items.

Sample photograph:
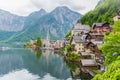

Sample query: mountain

[80,0,120,26]
[7,6,82,42]
[0,9,25,31]
[24,9,47,29]
[0,9,26,41]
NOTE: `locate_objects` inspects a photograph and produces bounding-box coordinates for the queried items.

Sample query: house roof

[73,23,90,30]
[73,36,83,43]
[85,33,104,39]
[91,33,104,36]
[81,59,98,66]
[93,23,104,27]
[81,52,91,56]
[85,42,95,47]
[92,22,110,29]
[91,40,104,45]
[81,34,87,41]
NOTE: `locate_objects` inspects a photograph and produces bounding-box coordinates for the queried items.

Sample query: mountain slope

[0,9,26,41]
[8,6,82,42]
[80,0,120,26]
[0,9,25,31]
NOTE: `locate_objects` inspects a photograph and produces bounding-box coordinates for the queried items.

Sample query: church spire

[46,29,50,47]
[46,30,50,41]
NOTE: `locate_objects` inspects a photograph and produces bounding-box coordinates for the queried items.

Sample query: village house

[85,33,103,42]
[72,22,90,36]
[85,42,99,54]
[113,13,120,21]
[84,41,104,63]
[54,40,65,48]
[84,33,104,47]
[92,22,112,35]
[71,36,85,53]
[29,40,37,47]
[80,52,94,59]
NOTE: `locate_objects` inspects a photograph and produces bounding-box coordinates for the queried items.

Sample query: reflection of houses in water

[42,50,50,65]
[71,68,80,79]
[67,62,93,80]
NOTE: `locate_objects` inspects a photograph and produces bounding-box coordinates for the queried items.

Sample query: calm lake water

[0,46,92,80]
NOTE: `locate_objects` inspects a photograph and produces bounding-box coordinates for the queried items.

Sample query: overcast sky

[0,0,99,16]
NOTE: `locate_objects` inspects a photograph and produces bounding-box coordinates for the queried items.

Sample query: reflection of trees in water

[29,49,93,79]
[32,49,42,60]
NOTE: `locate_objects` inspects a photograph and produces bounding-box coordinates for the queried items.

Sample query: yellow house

[72,36,85,53]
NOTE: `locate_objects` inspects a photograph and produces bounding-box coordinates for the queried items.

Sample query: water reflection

[0,50,24,74]
[54,52,93,80]
[0,69,40,80]
[0,49,72,80]
[0,48,92,80]
[32,49,42,60]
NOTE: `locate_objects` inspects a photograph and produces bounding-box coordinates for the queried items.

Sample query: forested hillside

[80,0,120,26]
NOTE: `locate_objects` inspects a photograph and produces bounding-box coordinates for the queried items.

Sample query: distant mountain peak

[55,6,70,10]
[52,6,72,12]
[28,8,47,17]
[0,9,25,32]
[39,8,47,13]
[0,6,82,42]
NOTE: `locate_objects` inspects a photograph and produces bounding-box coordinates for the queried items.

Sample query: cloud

[0,0,99,16]
[58,0,86,11]
[30,0,99,14]
[0,69,40,80]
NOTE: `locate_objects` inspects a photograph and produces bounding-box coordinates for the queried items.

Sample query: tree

[65,30,72,38]
[65,44,72,52]
[93,60,120,80]
[36,37,42,47]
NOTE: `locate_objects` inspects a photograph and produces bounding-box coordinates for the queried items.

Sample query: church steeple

[46,29,50,47]
[46,30,50,41]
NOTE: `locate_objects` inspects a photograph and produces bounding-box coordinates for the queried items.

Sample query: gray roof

[73,23,90,30]
[73,36,83,43]
[81,52,91,56]
[90,33,104,36]
[92,22,110,28]
[81,59,98,66]
[93,23,104,27]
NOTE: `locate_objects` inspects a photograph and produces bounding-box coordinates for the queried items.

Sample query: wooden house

[80,52,94,59]
[85,33,104,42]
[92,22,112,35]
[85,42,99,54]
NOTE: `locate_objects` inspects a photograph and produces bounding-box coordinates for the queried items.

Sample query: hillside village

[51,13,120,76]
[24,12,120,77]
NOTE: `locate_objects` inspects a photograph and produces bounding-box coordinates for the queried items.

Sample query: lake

[0,47,92,80]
